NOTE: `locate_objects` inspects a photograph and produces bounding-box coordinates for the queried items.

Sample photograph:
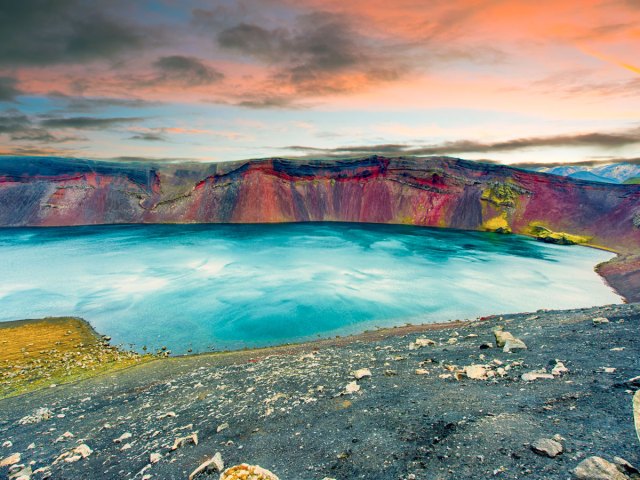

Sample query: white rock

[551,361,569,376]
[114,432,132,443]
[352,368,372,380]
[573,456,628,480]
[531,438,563,458]
[0,452,20,467]
[593,317,610,324]
[171,433,198,450]
[464,365,489,380]
[415,369,429,375]
[150,452,162,464]
[408,338,436,350]
[344,381,360,394]
[188,452,224,480]
[18,408,52,425]
[217,422,229,433]
[521,370,555,382]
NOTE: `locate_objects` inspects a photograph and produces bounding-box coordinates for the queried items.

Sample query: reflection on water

[0,223,620,353]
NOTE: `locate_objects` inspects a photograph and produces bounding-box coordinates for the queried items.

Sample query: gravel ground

[1,303,639,480]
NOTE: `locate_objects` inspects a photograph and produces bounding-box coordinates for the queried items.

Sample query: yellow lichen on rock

[220,464,280,480]
[528,222,590,245]
[482,212,511,234]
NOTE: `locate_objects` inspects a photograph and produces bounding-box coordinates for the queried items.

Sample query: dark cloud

[284,127,640,156]
[0,77,22,102]
[48,92,160,112]
[211,11,406,99]
[129,132,167,142]
[40,116,144,129]
[0,110,81,143]
[152,55,224,86]
[0,1,153,66]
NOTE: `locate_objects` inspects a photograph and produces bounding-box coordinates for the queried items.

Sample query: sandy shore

[1,303,639,479]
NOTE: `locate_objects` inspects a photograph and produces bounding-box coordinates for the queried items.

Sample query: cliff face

[1,155,638,253]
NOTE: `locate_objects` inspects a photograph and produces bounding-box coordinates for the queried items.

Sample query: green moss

[623,177,640,185]
[528,223,590,245]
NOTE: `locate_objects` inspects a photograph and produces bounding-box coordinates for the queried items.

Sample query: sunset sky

[1,0,639,165]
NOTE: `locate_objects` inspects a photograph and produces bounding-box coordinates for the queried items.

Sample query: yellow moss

[399,215,415,225]
[528,222,590,245]
[0,317,150,399]
[482,213,512,234]
[481,182,526,208]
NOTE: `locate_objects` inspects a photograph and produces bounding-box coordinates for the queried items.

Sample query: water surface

[0,223,619,353]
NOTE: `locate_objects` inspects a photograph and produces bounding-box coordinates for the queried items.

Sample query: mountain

[567,171,618,183]
[1,155,639,299]
[535,162,640,184]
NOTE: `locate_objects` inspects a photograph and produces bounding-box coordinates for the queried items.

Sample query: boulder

[351,368,372,380]
[188,452,224,480]
[573,456,630,480]
[531,438,563,458]
[464,365,489,380]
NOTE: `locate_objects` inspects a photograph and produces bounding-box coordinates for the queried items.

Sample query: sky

[0,0,639,166]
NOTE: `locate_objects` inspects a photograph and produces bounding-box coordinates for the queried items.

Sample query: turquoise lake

[0,223,620,354]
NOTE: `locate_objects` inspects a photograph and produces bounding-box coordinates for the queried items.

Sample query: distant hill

[567,171,618,184]
[534,162,640,184]
[623,177,640,185]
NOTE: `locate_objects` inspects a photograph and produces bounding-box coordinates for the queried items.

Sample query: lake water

[0,223,620,353]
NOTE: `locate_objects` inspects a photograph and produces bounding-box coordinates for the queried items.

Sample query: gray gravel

[1,303,639,479]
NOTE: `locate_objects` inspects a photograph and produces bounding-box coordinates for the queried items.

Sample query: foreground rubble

[1,303,639,479]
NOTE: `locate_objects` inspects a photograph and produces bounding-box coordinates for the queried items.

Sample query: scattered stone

[625,376,640,388]
[17,407,52,425]
[415,369,429,375]
[479,342,493,350]
[113,432,132,443]
[8,465,31,480]
[55,431,74,443]
[54,444,93,464]
[188,452,224,480]
[344,381,360,395]
[503,337,527,353]
[603,367,617,374]
[220,464,279,480]
[409,337,436,350]
[552,360,569,376]
[351,368,372,380]
[573,456,629,480]
[593,317,610,324]
[158,411,177,419]
[521,370,555,382]
[494,327,527,352]
[447,337,458,345]
[217,423,229,433]
[464,365,489,380]
[2,441,12,448]
[0,452,21,467]
[531,438,563,458]
[384,369,397,376]
[150,452,162,464]
[171,433,198,450]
